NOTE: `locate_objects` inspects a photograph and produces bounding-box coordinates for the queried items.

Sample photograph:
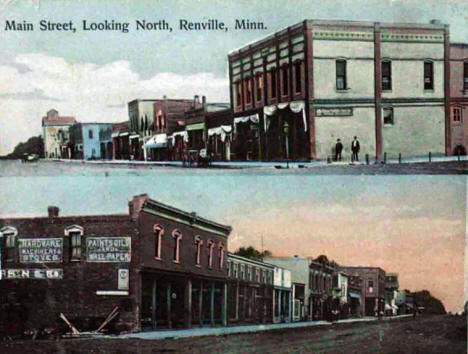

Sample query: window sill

[423,89,434,93]
[195,264,202,268]
[172,260,180,264]
[154,257,163,261]
[336,88,351,93]
[382,89,392,93]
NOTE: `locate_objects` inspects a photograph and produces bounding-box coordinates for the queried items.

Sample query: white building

[42,109,76,159]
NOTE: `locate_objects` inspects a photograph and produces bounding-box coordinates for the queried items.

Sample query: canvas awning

[120,132,130,137]
[111,132,120,138]
[186,122,205,131]
[234,113,259,125]
[129,134,139,139]
[144,134,167,149]
[263,100,308,132]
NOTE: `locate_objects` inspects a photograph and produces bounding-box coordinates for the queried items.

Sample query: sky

[0,166,465,313]
[2,0,468,154]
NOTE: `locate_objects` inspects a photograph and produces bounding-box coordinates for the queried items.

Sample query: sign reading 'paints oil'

[86,237,131,262]
[18,238,63,263]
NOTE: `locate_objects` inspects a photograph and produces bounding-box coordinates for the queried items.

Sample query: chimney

[48,206,59,218]
[129,194,148,220]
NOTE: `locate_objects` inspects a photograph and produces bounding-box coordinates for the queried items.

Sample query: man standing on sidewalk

[351,136,360,162]
[335,139,343,161]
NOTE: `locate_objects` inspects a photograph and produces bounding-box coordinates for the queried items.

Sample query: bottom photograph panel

[0,175,466,353]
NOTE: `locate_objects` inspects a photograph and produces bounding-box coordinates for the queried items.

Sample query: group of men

[334,136,360,162]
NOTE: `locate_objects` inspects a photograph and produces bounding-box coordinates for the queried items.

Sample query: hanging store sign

[86,237,131,262]
[0,268,63,279]
[18,238,63,263]
[315,108,353,117]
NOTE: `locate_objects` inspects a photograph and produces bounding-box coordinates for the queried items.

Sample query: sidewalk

[120,315,412,340]
[49,155,467,170]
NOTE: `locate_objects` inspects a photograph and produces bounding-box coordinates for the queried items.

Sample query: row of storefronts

[0,195,413,336]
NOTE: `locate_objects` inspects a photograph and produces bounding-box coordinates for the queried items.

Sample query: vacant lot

[0,315,465,354]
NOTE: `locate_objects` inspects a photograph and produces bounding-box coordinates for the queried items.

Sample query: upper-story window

[236,81,242,107]
[336,59,347,90]
[281,65,289,96]
[255,267,260,282]
[424,61,434,90]
[233,262,238,278]
[207,240,215,268]
[172,229,182,263]
[368,278,374,292]
[256,74,263,101]
[270,69,277,99]
[1,226,18,262]
[227,260,232,276]
[247,265,252,281]
[240,264,245,279]
[294,60,302,94]
[64,225,84,262]
[464,62,468,90]
[246,78,252,104]
[382,60,392,91]
[88,129,93,139]
[194,235,203,266]
[153,224,164,260]
[383,107,394,125]
[218,243,224,269]
[453,107,462,122]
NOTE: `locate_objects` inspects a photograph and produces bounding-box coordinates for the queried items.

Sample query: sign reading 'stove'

[86,237,131,262]
[19,238,63,263]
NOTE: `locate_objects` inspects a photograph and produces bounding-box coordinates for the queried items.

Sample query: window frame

[336,59,347,90]
[153,224,164,260]
[1,226,18,262]
[294,60,302,94]
[207,240,215,268]
[464,62,468,90]
[453,106,462,123]
[245,77,252,104]
[172,229,182,263]
[194,235,203,266]
[382,60,392,91]
[88,129,93,139]
[255,73,263,102]
[383,106,395,126]
[64,225,84,262]
[218,243,224,269]
[281,64,289,96]
[235,80,242,107]
[424,60,434,90]
[269,68,277,99]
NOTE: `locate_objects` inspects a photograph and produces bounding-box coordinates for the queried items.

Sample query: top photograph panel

[1,0,467,175]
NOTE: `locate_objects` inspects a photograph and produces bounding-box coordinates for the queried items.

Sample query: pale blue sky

[2,0,468,154]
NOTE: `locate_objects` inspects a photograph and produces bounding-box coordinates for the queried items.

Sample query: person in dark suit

[351,136,360,162]
[335,139,343,161]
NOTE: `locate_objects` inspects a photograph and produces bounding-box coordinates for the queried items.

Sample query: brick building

[0,194,232,335]
[449,43,468,155]
[341,266,386,316]
[111,121,130,160]
[228,19,449,161]
[309,255,336,320]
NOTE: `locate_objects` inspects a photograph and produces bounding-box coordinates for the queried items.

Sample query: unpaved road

[0,315,466,353]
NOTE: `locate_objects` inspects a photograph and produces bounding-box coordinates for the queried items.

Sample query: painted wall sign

[86,237,131,262]
[315,108,353,117]
[118,269,129,290]
[18,238,63,263]
[0,268,63,279]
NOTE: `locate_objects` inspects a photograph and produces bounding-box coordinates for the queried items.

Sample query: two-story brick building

[228,19,449,161]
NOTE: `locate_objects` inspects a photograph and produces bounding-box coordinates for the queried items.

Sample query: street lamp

[283,121,290,169]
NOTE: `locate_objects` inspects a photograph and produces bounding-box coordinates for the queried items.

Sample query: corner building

[228,20,449,161]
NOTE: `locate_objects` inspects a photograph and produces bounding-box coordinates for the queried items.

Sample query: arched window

[153,224,164,260]
[218,243,225,269]
[207,240,215,268]
[64,225,84,261]
[194,235,203,266]
[0,226,18,262]
[172,229,182,263]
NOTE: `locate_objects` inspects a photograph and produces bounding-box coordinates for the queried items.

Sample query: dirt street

[0,315,465,354]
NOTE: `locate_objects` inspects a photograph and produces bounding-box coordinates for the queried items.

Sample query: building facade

[128,99,157,160]
[42,109,76,159]
[69,123,114,160]
[228,19,449,161]
[111,121,131,160]
[226,254,274,325]
[309,256,335,321]
[449,43,468,155]
[385,273,400,315]
[341,266,386,316]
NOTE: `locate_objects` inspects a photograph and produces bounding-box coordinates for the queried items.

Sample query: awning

[111,132,120,138]
[385,304,392,311]
[406,303,414,309]
[349,292,361,299]
[263,100,308,132]
[186,123,205,131]
[234,114,259,125]
[170,131,189,143]
[129,134,139,139]
[144,134,167,149]
[208,125,232,136]
[120,132,130,137]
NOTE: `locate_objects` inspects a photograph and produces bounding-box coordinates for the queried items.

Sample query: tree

[234,246,272,261]
[2,135,44,159]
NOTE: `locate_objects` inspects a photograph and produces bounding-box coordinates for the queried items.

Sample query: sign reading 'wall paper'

[86,237,131,262]
[19,238,63,263]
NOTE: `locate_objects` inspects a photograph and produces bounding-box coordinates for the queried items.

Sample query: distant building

[42,109,76,159]
[228,19,449,161]
[309,255,336,321]
[69,123,114,160]
[206,108,234,161]
[385,272,399,315]
[340,266,386,316]
[345,271,363,316]
[264,256,311,321]
[128,99,157,160]
[111,121,130,160]
[449,43,468,155]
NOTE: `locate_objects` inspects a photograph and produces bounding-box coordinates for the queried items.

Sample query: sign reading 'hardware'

[86,237,131,262]
[19,238,63,263]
